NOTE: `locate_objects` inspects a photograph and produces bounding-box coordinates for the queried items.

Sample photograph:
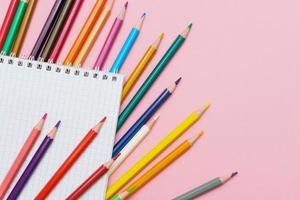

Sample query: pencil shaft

[94,17,123,70]
[7,136,53,200]
[40,0,74,60]
[30,0,65,59]
[66,165,108,200]
[0,0,19,49]
[106,111,200,199]
[121,46,156,102]
[63,0,106,65]
[172,178,222,200]
[112,89,171,156]
[35,131,97,199]
[11,0,37,56]
[0,128,40,199]
[2,0,28,55]
[117,35,186,131]
[109,28,140,73]
[49,0,83,62]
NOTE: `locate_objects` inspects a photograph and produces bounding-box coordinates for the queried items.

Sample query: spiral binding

[0,55,119,82]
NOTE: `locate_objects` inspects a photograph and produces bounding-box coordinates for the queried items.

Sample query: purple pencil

[29,0,65,59]
[93,2,128,70]
[7,121,61,200]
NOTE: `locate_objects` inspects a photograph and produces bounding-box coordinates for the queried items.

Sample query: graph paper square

[0,55,123,199]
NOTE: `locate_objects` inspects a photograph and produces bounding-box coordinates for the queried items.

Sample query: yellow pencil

[121,33,164,102]
[73,0,113,67]
[106,103,210,199]
[112,132,203,200]
[11,0,37,56]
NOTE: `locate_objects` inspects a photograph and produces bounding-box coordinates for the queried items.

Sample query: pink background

[1,0,300,199]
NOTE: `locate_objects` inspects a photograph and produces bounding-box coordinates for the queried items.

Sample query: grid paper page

[0,55,123,199]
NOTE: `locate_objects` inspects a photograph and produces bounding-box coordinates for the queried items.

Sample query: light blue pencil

[109,13,145,73]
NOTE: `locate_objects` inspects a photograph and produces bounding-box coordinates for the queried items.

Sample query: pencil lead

[175,77,182,85]
[55,120,61,129]
[188,23,193,29]
[160,32,164,39]
[141,13,146,18]
[231,172,238,178]
[42,113,48,120]
[113,152,121,160]
[100,116,107,123]
[124,1,128,8]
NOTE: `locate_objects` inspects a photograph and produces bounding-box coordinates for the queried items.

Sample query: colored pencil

[35,117,106,199]
[39,0,75,61]
[117,24,192,131]
[108,114,159,176]
[106,103,210,199]
[7,121,60,200]
[109,13,146,73]
[66,153,121,200]
[113,78,181,156]
[2,0,29,55]
[29,0,65,59]
[121,33,164,102]
[73,0,114,67]
[0,114,47,199]
[0,0,19,49]
[11,0,37,56]
[172,172,238,200]
[94,2,128,70]
[49,0,84,63]
[64,0,107,65]
[112,132,204,200]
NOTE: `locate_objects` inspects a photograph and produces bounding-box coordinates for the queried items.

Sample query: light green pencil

[172,172,238,200]
[2,0,29,55]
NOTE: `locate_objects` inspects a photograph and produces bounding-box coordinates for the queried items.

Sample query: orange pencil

[0,113,47,199]
[35,117,106,199]
[64,0,106,65]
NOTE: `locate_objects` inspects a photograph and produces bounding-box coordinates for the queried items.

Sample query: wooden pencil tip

[188,23,193,29]
[42,113,48,120]
[55,120,61,129]
[141,13,146,18]
[231,172,238,177]
[147,114,160,128]
[175,77,182,85]
[188,131,204,144]
[203,102,211,110]
[159,32,164,39]
[124,1,128,8]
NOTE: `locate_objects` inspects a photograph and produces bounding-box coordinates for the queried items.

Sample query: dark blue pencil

[112,78,181,157]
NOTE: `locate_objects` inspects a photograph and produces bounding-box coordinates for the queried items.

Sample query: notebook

[0,55,123,199]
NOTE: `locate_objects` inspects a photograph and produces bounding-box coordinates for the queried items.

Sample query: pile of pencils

[0,0,238,199]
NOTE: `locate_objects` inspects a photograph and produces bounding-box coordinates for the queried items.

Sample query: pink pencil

[0,113,47,199]
[93,2,128,70]
[48,0,84,63]
[0,0,20,49]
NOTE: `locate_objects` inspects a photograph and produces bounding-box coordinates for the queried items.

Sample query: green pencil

[117,24,192,132]
[39,0,74,60]
[2,0,29,55]
[172,172,238,200]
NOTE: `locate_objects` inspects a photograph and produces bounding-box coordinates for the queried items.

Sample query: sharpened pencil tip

[159,32,164,39]
[42,113,48,120]
[175,77,182,85]
[55,121,61,128]
[141,13,146,18]
[124,1,128,8]
[203,102,211,110]
[231,172,238,177]
[113,152,121,160]
[188,23,193,29]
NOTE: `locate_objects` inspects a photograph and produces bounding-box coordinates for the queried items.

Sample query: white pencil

[108,114,159,175]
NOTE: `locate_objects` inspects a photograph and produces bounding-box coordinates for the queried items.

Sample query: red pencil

[66,153,121,200]
[35,117,107,200]
[0,0,20,49]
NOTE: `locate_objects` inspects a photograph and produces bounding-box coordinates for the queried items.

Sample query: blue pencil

[112,78,181,157]
[109,13,146,73]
